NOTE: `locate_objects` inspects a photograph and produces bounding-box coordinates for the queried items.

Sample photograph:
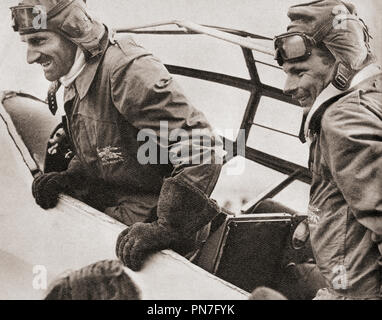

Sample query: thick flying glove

[116,222,177,271]
[116,177,220,271]
[32,172,74,209]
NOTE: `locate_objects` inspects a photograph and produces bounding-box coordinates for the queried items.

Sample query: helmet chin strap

[331,61,356,91]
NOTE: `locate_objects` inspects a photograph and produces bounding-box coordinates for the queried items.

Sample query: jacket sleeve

[67,155,83,174]
[320,91,382,248]
[110,53,223,196]
[65,154,91,187]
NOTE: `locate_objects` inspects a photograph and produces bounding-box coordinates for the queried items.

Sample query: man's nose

[26,46,41,64]
[283,75,298,96]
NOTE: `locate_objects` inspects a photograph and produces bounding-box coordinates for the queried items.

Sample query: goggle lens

[274,33,312,65]
[11,6,43,33]
[279,35,308,59]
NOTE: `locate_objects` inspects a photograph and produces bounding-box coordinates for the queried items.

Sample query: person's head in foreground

[11,0,104,81]
[45,260,141,300]
[274,0,375,110]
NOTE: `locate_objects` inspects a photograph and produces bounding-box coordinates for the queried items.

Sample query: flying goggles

[11,5,43,34]
[11,0,74,34]
[273,16,335,66]
[273,22,357,90]
[274,32,317,66]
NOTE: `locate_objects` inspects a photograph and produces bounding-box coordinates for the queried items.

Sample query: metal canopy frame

[116,21,312,206]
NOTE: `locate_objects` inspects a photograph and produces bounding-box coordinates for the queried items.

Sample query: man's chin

[43,71,59,82]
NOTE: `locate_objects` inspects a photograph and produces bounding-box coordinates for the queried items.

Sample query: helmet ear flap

[332,62,355,91]
[60,6,92,38]
[56,2,105,59]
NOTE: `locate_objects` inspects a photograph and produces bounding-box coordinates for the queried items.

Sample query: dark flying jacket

[63,32,223,214]
[307,71,382,299]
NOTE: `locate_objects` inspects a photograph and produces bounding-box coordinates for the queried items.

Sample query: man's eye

[30,38,46,46]
[298,71,306,77]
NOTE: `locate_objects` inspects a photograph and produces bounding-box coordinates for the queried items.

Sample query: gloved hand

[116,222,177,271]
[116,176,220,271]
[32,172,74,209]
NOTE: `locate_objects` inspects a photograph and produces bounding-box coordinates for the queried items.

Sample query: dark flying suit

[62,31,223,251]
[306,70,382,299]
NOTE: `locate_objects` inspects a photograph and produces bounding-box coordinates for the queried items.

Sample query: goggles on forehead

[10,0,76,34]
[10,5,46,34]
[274,32,316,66]
[11,5,36,33]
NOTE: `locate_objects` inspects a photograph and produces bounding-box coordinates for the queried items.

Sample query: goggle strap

[358,18,373,54]
[313,13,365,44]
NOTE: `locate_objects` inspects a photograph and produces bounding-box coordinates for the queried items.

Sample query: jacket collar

[301,64,382,143]
[60,47,87,88]
[74,27,114,100]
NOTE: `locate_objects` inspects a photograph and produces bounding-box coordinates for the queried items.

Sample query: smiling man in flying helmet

[11,0,224,272]
[11,0,104,85]
[275,0,382,299]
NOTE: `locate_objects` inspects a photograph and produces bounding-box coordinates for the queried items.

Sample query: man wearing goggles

[11,0,223,273]
[276,0,382,300]
[274,15,335,69]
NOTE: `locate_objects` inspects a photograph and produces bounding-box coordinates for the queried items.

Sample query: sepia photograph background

[0,0,381,300]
